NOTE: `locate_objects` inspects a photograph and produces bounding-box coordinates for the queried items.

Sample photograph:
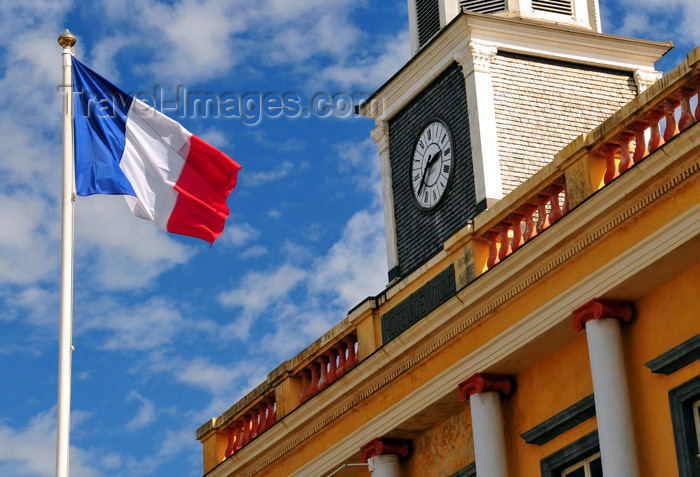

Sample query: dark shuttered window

[416,0,441,48]
[459,0,507,14]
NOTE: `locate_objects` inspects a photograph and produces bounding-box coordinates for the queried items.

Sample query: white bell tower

[408,0,601,54]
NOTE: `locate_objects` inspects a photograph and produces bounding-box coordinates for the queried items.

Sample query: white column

[361,438,409,477]
[371,121,399,279]
[454,41,503,210]
[471,392,509,477]
[368,454,400,477]
[573,299,639,477]
[459,373,512,477]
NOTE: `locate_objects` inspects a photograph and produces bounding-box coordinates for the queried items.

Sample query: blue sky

[0,1,697,476]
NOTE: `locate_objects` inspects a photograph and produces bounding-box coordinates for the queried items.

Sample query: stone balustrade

[299,333,358,403]
[595,78,699,186]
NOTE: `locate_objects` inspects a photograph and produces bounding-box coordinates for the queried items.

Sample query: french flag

[72,58,241,244]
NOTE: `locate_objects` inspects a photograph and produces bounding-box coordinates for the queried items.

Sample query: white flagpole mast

[56,29,76,477]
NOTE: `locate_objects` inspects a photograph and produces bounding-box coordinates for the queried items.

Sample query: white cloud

[0,194,58,286]
[0,407,105,477]
[335,137,383,203]
[136,0,249,83]
[246,160,295,186]
[218,263,308,338]
[309,208,387,309]
[606,0,700,46]
[239,244,268,258]
[318,29,411,89]
[196,128,233,150]
[80,297,194,351]
[219,222,259,247]
[125,391,157,432]
[267,209,282,219]
[74,195,193,291]
[250,130,305,152]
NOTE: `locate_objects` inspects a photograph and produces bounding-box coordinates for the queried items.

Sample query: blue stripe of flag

[72,57,136,196]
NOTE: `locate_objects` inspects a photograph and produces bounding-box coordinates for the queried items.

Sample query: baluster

[345,335,358,368]
[299,368,310,403]
[225,426,235,457]
[644,110,665,152]
[548,185,563,223]
[308,362,320,398]
[536,194,550,232]
[249,409,260,440]
[522,204,538,241]
[318,355,329,391]
[601,143,619,184]
[510,214,524,252]
[617,132,634,174]
[497,223,512,260]
[233,420,244,452]
[335,341,347,378]
[661,98,680,142]
[325,349,337,385]
[629,120,649,164]
[241,415,251,446]
[676,87,696,131]
[256,403,268,433]
[485,231,499,268]
[266,399,276,427]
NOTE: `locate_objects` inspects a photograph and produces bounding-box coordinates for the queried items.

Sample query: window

[540,431,600,477]
[561,452,602,477]
[693,399,700,457]
[532,0,572,15]
[416,0,441,49]
[460,0,507,14]
[669,375,700,477]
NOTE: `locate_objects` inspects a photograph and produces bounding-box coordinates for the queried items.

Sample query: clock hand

[417,152,434,196]
[418,150,442,196]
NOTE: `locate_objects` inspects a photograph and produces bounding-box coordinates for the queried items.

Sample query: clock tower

[360,1,670,282]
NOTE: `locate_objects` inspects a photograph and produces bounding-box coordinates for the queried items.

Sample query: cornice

[207,123,700,477]
[464,14,671,71]
[359,13,671,123]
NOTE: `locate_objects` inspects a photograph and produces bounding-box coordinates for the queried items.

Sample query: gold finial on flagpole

[58,29,76,48]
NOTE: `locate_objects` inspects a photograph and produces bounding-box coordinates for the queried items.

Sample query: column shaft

[368,454,400,477]
[586,318,640,477]
[470,391,509,477]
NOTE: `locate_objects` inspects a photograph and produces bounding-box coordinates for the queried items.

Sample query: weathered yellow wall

[401,405,474,476]
[503,261,700,477]
[504,333,595,477]
[624,261,700,477]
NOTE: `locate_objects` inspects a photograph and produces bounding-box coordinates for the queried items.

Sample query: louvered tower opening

[459,0,507,14]
[532,0,572,15]
[416,0,441,48]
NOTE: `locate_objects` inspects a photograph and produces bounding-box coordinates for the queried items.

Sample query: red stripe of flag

[167,135,241,244]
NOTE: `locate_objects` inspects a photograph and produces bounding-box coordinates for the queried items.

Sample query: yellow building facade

[197,5,700,477]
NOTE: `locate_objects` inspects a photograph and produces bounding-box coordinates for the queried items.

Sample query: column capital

[360,437,410,463]
[458,373,511,402]
[572,298,633,332]
[634,68,662,93]
[371,120,389,154]
[454,41,497,76]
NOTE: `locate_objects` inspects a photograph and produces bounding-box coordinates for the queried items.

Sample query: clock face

[410,120,454,210]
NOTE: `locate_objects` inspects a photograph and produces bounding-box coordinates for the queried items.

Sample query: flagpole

[57,29,76,477]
